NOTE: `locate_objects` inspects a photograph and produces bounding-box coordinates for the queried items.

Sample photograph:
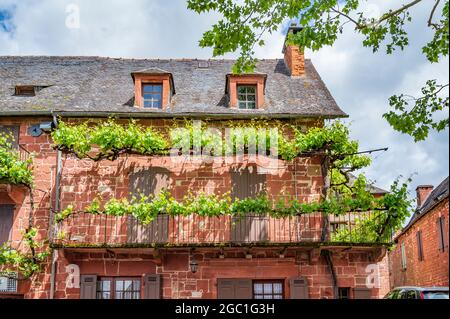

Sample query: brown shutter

[128,168,171,243]
[353,288,372,299]
[129,167,171,198]
[290,277,309,299]
[442,217,448,250]
[231,215,269,243]
[0,205,14,245]
[437,216,448,252]
[235,279,252,299]
[0,126,19,149]
[143,274,161,299]
[416,231,424,261]
[231,166,266,200]
[217,279,252,299]
[80,275,97,299]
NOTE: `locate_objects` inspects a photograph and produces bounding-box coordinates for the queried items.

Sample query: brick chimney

[416,185,434,207]
[283,23,305,77]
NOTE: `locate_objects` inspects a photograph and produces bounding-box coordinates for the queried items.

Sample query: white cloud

[0,0,448,198]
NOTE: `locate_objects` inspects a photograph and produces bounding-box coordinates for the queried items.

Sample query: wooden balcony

[51,211,391,248]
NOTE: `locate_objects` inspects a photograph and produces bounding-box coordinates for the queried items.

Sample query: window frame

[96,277,142,300]
[237,85,257,109]
[252,280,284,299]
[338,287,351,299]
[142,83,163,109]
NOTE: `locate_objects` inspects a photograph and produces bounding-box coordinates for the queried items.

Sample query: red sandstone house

[1,26,391,300]
[390,177,449,289]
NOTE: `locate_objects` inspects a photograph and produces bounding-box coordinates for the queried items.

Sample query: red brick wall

[389,199,449,287]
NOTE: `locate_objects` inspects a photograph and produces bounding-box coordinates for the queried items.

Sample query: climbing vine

[0,228,49,280]
[50,118,412,243]
[0,132,34,186]
[0,132,48,279]
[55,176,411,243]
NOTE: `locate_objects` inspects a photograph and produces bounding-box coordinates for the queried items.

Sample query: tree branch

[428,0,441,28]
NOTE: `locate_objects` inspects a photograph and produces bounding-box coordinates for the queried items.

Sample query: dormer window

[131,68,175,109]
[226,73,267,109]
[142,84,163,109]
[237,85,257,109]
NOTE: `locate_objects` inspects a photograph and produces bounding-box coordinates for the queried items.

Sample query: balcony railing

[51,211,391,247]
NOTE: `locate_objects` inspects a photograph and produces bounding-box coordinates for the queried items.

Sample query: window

[416,230,424,261]
[0,272,18,293]
[237,85,257,109]
[14,85,35,96]
[253,281,283,299]
[401,242,407,270]
[338,288,350,299]
[96,278,141,299]
[142,84,162,109]
[437,216,448,252]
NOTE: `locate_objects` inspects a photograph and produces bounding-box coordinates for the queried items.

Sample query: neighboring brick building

[1,26,390,299]
[389,177,449,289]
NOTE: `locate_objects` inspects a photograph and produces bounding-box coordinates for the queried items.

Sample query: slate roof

[402,176,449,234]
[0,56,347,119]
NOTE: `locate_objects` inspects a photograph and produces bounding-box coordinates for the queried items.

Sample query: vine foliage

[51,118,413,243]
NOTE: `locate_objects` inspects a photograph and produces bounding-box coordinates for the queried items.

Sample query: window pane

[116,281,123,291]
[237,86,247,94]
[247,95,256,101]
[143,84,162,93]
[239,102,247,109]
[254,283,263,294]
[263,283,273,294]
[246,86,256,93]
[247,102,256,109]
[238,94,246,101]
[273,283,282,294]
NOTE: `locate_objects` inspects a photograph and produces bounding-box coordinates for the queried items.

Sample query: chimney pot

[416,185,434,207]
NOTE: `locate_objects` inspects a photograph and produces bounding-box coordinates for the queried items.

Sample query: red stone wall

[0,116,388,299]
[389,199,449,287]
[52,249,382,299]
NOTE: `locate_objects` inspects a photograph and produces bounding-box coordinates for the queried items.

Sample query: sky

[0,0,448,205]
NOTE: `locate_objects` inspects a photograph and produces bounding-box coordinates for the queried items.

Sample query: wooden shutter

[401,242,407,270]
[235,279,252,299]
[128,168,171,243]
[353,288,372,299]
[437,216,448,252]
[129,167,171,198]
[290,277,309,299]
[0,126,19,149]
[230,166,268,243]
[416,231,424,261]
[217,279,252,299]
[231,215,269,243]
[143,274,161,299]
[80,275,97,299]
[0,205,14,245]
[231,166,266,200]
